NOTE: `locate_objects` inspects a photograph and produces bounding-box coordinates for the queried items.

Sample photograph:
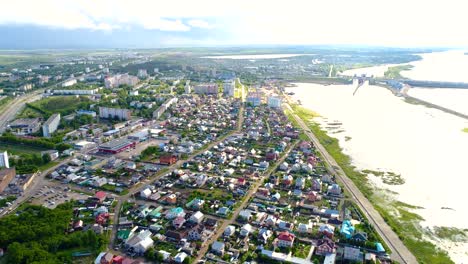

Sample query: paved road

[0,90,44,133]
[193,140,299,263]
[108,104,245,251]
[283,101,417,264]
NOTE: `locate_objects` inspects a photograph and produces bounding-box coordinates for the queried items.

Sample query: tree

[42,154,52,164]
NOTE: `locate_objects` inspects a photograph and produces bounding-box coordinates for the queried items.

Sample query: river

[286,51,468,263]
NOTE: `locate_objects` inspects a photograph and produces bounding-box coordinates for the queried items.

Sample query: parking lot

[30,185,90,209]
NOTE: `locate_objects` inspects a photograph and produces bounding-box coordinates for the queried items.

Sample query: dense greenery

[0,203,107,264]
[0,134,71,152]
[140,146,161,160]
[0,196,16,207]
[8,152,51,174]
[384,64,413,79]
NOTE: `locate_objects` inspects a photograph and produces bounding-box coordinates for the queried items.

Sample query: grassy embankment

[384,64,414,79]
[0,96,13,112]
[20,96,92,119]
[288,103,454,264]
[462,128,468,133]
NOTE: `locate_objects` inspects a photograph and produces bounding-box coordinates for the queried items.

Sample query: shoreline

[281,87,458,263]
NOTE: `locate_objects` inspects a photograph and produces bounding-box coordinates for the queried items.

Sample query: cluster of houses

[201,139,388,263]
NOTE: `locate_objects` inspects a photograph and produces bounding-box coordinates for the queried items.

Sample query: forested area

[0,203,107,264]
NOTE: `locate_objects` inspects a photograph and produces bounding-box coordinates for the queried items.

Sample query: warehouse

[98,138,136,154]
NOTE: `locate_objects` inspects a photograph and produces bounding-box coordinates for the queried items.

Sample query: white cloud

[187,19,214,29]
[1,0,468,46]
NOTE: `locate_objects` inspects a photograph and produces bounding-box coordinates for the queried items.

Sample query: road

[108,104,245,251]
[0,90,44,133]
[283,100,417,264]
[193,140,299,263]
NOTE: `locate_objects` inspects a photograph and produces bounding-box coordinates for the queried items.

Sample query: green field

[27,96,92,117]
[462,128,468,133]
[0,142,48,154]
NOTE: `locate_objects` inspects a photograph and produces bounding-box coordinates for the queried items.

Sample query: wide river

[289,51,468,263]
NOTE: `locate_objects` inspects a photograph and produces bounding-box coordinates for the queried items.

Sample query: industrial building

[98,138,136,154]
[42,113,61,138]
[8,118,41,135]
[52,88,99,95]
[0,167,16,193]
[128,130,149,142]
[0,151,9,168]
[99,107,132,121]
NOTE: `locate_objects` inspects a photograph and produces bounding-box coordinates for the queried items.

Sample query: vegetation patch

[0,203,107,264]
[384,64,414,79]
[462,128,468,133]
[362,169,405,185]
[27,96,92,117]
[433,227,468,242]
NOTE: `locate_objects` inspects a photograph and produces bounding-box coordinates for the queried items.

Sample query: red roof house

[95,191,107,203]
[277,231,295,247]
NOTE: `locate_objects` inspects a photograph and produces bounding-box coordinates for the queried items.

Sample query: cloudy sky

[1,0,467,48]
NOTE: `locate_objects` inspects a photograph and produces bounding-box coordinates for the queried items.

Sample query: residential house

[328,184,342,196]
[224,225,236,237]
[173,216,186,229]
[166,207,185,220]
[282,175,293,186]
[174,252,188,263]
[258,228,273,244]
[278,220,294,231]
[295,177,305,189]
[344,246,362,262]
[316,237,336,256]
[319,224,335,238]
[297,222,313,234]
[277,231,295,248]
[238,209,252,221]
[189,211,204,224]
[211,241,225,255]
[240,224,253,237]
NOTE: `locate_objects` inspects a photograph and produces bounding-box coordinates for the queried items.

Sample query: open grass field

[0,142,48,154]
[27,96,92,116]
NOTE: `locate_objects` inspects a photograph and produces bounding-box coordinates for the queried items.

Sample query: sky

[1,0,468,49]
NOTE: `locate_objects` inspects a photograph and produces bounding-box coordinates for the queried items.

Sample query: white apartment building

[223,80,235,97]
[99,107,132,120]
[62,78,77,87]
[0,151,9,168]
[42,113,61,138]
[104,74,139,88]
